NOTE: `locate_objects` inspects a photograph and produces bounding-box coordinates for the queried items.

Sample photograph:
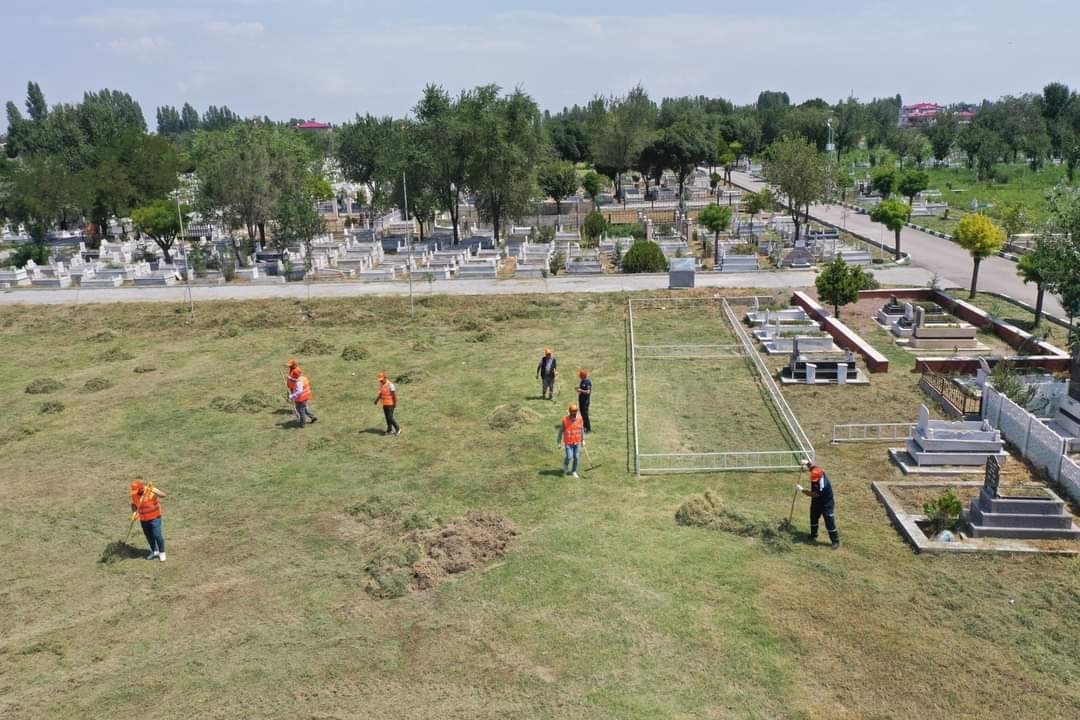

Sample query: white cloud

[203,20,265,39]
[107,36,174,55]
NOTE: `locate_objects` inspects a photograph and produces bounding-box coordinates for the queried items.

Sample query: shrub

[548,251,565,276]
[7,243,50,269]
[923,489,963,536]
[621,240,668,273]
[217,326,240,338]
[608,223,646,241]
[581,211,607,247]
[990,360,1036,407]
[26,378,63,394]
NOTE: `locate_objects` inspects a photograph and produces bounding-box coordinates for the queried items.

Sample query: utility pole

[175,190,193,314]
[403,172,413,316]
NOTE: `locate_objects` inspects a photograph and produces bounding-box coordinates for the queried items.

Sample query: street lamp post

[403,172,413,316]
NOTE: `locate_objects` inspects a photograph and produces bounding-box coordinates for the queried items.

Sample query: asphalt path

[729,170,1064,317]
[0,266,938,306]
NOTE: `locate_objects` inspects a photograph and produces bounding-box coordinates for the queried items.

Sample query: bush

[621,240,668,273]
[6,243,50,269]
[548,251,565,276]
[25,378,63,394]
[581,211,607,247]
[608,223,646,241]
[923,489,963,536]
[990,360,1036,407]
[990,166,1011,185]
[530,225,555,243]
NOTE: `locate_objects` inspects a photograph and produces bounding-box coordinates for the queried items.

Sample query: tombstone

[914,305,926,328]
[752,296,759,313]
[904,303,914,323]
[805,363,817,383]
[984,455,1001,499]
[836,363,847,385]
[976,357,992,388]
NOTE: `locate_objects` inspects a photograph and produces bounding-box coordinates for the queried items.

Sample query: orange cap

[377,372,387,381]
[544,348,552,356]
[579,369,588,379]
[810,467,824,481]
[568,403,578,413]
[131,479,144,493]
[287,358,298,368]
[289,367,301,378]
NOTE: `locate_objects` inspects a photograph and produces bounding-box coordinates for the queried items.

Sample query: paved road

[0,266,938,306]
[730,170,1065,317]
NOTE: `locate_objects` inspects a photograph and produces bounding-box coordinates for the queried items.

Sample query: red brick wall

[791,291,890,373]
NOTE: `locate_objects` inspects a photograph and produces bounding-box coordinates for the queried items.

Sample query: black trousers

[578,400,591,432]
[810,498,839,543]
[383,405,400,433]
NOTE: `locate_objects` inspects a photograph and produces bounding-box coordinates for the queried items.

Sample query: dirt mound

[676,493,793,553]
[341,344,368,361]
[358,508,517,599]
[39,401,65,415]
[25,378,63,394]
[210,392,278,414]
[487,404,542,431]
[82,377,114,393]
[100,347,135,362]
[295,338,335,355]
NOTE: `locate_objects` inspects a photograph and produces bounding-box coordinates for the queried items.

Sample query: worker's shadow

[358,428,388,435]
[277,419,304,429]
[99,541,145,563]
[537,469,566,478]
[272,408,295,416]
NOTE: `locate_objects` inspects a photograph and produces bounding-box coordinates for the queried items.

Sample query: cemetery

[4,286,1080,719]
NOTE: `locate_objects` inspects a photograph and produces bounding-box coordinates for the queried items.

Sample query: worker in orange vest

[556,403,585,477]
[374,371,401,435]
[131,478,168,561]
[286,362,318,428]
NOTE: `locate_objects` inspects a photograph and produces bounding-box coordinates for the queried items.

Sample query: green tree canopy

[621,239,668,273]
[815,255,877,318]
[698,203,733,254]
[954,213,1006,298]
[897,170,929,205]
[581,170,609,205]
[537,160,579,216]
[870,198,912,259]
[870,166,897,198]
[762,135,830,241]
[131,198,186,264]
[581,210,607,247]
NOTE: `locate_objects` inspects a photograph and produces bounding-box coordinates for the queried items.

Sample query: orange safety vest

[379,382,395,407]
[562,414,584,446]
[131,486,162,522]
[295,374,312,403]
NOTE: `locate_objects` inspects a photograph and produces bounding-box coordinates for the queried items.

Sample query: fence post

[1022,414,1034,456]
[1056,439,1067,482]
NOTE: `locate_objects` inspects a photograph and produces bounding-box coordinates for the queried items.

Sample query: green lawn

[2,292,1079,720]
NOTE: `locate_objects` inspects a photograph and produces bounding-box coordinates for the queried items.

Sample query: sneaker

[831,541,841,550]
[395,428,402,436]
[563,471,570,476]
[159,552,167,562]
[309,417,318,424]
[572,472,579,478]
[146,551,158,560]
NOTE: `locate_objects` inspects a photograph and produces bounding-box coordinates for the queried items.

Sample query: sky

[3,1,1078,127]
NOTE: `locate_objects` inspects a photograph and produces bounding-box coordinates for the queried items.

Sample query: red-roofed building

[900,103,975,127]
[296,119,332,131]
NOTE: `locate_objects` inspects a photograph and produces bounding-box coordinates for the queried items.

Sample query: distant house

[296,119,332,131]
[900,103,975,127]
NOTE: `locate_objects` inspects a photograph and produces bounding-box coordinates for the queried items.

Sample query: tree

[699,203,733,255]
[815,256,877,318]
[762,136,830,242]
[461,85,544,243]
[336,114,397,213]
[272,184,329,270]
[537,160,578,217]
[926,111,959,162]
[870,166,897,198]
[591,86,656,203]
[581,170,608,205]
[897,170,929,205]
[995,202,1029,240]
[870,199,912,259]
[745,188,774,215]
[414,85,471,245]
[1017,241,1054,327]
[131,199,185,264]
[621,240,668,273]
[581,210,607,247]
[642,114,711,202]
[953,213,1006,298]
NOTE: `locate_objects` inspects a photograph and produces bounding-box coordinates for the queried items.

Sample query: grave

[0,267,32,288]
[779,340,865,384]
[745,306,811,326]
[717,253,758,273]
[888,404,1008,474]
[875,294,909,328]
[907,306,988,351]
[668,257,694,288]
[964,457,1080,539]
[889,301,947,337]
[780,247,813,268]
[1048,355,1080,449]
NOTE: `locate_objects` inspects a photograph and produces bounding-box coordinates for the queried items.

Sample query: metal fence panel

[831,423,915,443]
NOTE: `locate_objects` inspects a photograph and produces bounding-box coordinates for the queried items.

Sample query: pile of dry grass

[39,401,65,415]
[295,338,335,355]
[487,404,542,431]
[99,347,134,362]
[88,330,117,342]
[341,344,368,361]
[676,492,793,552]
[209,392,278,414]
[82,377,114,393]
[25,378,63,394]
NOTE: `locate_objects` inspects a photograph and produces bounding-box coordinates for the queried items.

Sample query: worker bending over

[798,462,840,549]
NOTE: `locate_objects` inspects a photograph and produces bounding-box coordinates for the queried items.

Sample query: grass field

[2,291,1079,720]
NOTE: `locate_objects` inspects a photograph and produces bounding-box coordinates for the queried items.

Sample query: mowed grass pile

[1,291,1079,720]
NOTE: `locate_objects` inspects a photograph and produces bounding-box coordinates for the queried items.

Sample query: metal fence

[920,372,983,418]
[627,295,814,474]
[831,423,915,443]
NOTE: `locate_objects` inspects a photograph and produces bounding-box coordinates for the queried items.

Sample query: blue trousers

[140,517,165,553]
[564,444,581,473]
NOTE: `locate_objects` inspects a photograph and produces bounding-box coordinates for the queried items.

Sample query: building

[296,119,332,131]
[900,103,975,127]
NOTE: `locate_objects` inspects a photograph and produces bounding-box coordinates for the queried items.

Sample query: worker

[576,369,592,434]
[286,364,318,428]
[556,403,585,478]
[130,478,168,562]
[536,348,558,400]
[798,462,840,549]
[374,372,401,435]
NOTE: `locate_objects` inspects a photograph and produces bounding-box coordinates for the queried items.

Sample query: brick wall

[791,291,890,373]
